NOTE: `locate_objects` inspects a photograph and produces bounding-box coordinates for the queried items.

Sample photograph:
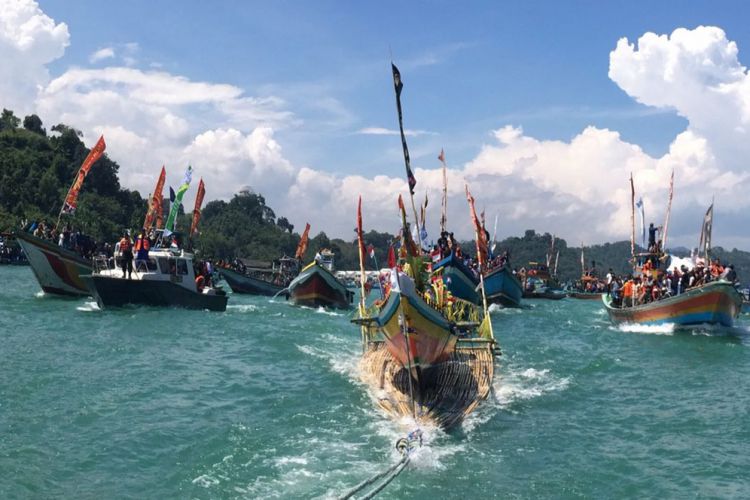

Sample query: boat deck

[359,340,495,429]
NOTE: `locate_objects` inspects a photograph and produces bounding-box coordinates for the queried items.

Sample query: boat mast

[661,169,675,253]
[356,196,369,353]
[439,149,448,234]
[630,173,636,271]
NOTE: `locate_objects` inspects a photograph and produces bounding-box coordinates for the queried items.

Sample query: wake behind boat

[81,246,227,311]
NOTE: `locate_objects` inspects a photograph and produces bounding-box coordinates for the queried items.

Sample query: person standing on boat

[134,229,150,271]
[119,232,133,279]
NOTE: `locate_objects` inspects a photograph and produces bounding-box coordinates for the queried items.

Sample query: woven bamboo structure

[360,339,495,429]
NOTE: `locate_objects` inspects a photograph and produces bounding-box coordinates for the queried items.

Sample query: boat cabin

[315,249,336,272]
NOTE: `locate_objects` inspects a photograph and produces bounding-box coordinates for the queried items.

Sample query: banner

[635,197,646,248]
[295,223,311,260]
[62,135,106,213]
[190,178,205,235]
[465,185,488,269]
[144,166,166,229]
[164,165,193,232]
[391,63,417,194]
[698,203,713,260]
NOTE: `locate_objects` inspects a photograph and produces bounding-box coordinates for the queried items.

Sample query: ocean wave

[488,303,522,314]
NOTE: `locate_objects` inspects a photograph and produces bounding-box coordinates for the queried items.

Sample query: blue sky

[4,1,750,248]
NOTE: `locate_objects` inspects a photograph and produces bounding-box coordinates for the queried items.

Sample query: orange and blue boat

[602,280,742,327]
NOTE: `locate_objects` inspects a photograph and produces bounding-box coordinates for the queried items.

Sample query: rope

[337,429,422,500]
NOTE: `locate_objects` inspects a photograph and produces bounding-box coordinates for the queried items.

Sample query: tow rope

[337,429,423,500]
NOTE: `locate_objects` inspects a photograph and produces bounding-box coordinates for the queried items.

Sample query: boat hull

[376,292,458,373]
[569,292,603,300]
[432,254,480,305]
[16,231,92,296]
[81,275,228,311]
[602,281,742,327]
[483,266,523,307]
[217,267,286,296]
[287,262,353,309]
[359,339,494,429]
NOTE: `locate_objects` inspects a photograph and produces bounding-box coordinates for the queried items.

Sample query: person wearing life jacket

[195,274,205,292]
[119,232,133,279]
[134,229,150,271]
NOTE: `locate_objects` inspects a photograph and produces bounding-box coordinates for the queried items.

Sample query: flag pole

[630,173,636,272]
[356,196,369,353]
[439,149,448,234]
[661,168,675,254]
[466,184,494,342]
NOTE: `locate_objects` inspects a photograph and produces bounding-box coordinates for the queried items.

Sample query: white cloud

[0,0,69,115]
[3,4,750,250]
[357,126,435,137]
[89,47,114,63]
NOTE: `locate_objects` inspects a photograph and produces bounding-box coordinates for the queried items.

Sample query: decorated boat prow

[602,280,741,327]
[287,250,353,309]
[16,230,92,296]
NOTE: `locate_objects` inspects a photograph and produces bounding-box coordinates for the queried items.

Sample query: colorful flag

[144,166,166,229]
[367,244,375,259]
[165,166,193,232]
[387,245,396,268]
[465,185,488,269]
[189,178,205,235]
[62,135,106,214]
[295,223,311,260]
[391,63,417,195]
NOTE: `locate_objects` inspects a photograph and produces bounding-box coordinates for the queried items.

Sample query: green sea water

[2,265,750,498]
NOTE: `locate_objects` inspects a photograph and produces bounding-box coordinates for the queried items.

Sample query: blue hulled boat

[483,265,523,307]
[431,253,481,305]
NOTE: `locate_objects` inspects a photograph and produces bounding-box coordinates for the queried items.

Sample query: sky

[3,0,750,250]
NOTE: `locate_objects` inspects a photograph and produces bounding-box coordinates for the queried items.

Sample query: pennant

[465,185,488,268]
[62,135,106,214]
[391,63,417,195]
[190,178,206,235]
[165,166,193,232]
[357,197,367,268]
[438,148,445,164]
[144,166,166,229]
[295,223,311,260]
[367,244,376,259]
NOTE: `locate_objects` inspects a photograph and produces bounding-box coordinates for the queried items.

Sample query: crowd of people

[608,258,737,308]
[24,219,99,259]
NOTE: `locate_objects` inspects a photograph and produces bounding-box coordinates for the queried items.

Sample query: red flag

[144,166,166,229]
[387,245,397,268]
[367,244,375,259]
[466,185,488,269]
[190,178,206,235]
[357,197,367,265]
[438,148,445,163]
[295,223,311,260]
[62,135,106,213]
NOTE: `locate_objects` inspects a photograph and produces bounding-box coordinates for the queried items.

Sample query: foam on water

[612,323,675,335]
[489,303,522,314]
[226,304,260,313]
[76,301,100,312]
[493,365,571,410]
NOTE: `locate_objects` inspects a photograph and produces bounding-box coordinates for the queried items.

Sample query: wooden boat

[431,253,481,305]
[602,280,742,327]
[217,257,298,296]
[359,338,494,429]
[16,230,92,296]
[354,271,495,429]
[81,247,227,311]
[287,250,353,309]
[483,264,523,307]
[521,262,565,300]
